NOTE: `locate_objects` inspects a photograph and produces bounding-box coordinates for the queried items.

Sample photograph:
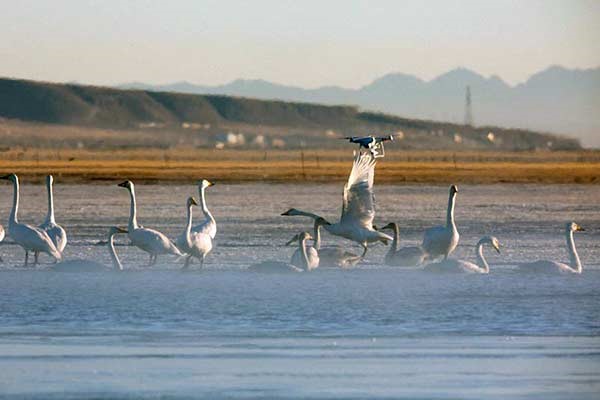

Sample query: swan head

[199,179,214,189]
[281,208,298,216]
[380,222,398,231]
[0,173,18,183]
[315,217,330,227]
[449,185,458,195]
[108,226,128,236]
[480,235,501,253]
[298,231,313,242]
[117,180,134,190]
[568,222,584,232]
[187,197,199,207]
[46,174,54,186]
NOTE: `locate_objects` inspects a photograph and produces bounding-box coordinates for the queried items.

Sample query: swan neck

[446,192,456,228]
[299,237,310,271]
[185,204,194,246]
[199,186,215,224]
[9,177,19,225]
[108,232,123,270]
[127,187,139,230]
[476,241,489,273]
[313,221,322,250]
[567,229,581,273]
[45,178,56,224]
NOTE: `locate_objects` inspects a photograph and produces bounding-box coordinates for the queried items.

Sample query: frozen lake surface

[0,183,599,399]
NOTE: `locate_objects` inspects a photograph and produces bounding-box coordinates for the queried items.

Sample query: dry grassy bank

[0,148,599,184]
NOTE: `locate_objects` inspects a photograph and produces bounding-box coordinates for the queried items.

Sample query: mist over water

[0,183,599,399]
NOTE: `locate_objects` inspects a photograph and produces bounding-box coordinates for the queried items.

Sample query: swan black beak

[117,181,128,188]
[190,197,199,206]
[281,209,292,216]
[117,227,128,233]
[285,235,298,246]
[0,174,10,180]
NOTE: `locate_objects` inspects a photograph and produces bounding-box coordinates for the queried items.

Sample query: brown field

[1,147,599,184]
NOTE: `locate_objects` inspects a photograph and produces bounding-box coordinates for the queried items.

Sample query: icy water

[0,183,599,399]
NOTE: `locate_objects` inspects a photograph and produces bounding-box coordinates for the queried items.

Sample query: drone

[343,135,394,158]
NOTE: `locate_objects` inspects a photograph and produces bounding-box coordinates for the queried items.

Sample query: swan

[422,185,460,260]
[1,173,61,265]
[176,179,216,251]
[118,180,183,265]
[180,196,213,269]
[381,222,427,267]
[249,232,314,272]
[53,227,127,272]
[281,151,391,257]
[518,222,585,274]
[309,217,361,268]
[38,175,67,259]
[286,231,320,271]
[423,236,500,273]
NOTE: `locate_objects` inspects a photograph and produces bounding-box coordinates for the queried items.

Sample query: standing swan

[118,180,182,265]
[422,185,460,260]
[180,197,213,269]
[53,227,127,272]
[0,224,5,262]
[282,151,391,257]
[176,179,216,251]
[0,174,61,265]
[423,236,500,273]
[381,222,426,267]
[249,232,315,272]
[38,174,67,257]
[518,222,585,274]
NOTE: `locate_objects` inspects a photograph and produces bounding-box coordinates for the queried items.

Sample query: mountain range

[120,66,600,147]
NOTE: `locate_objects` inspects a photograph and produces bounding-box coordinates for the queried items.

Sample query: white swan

[422,185,460,260]
[423,236,500,273]
[287,231,319,271]
[381,222,427,267]
[1,173,61,265]
[118,180,182,265]
[309,217,361,268]
[53,227,127,272]
[518,222,585,274]
[38,174,67,258]
[176,180,216,252]
[180,196,213,269]
[282,151,391,257]
[249,232,314,272]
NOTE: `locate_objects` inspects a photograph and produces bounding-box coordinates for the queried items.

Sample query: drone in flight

[343,135,395,158]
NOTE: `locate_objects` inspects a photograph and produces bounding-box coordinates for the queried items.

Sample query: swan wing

[191,220,217,239]
[340,151,376,229]
[130,228,182,255]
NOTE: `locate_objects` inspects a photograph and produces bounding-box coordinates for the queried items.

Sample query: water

[0,183,599,399]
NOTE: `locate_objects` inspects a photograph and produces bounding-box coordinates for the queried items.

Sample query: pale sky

[1,0,598,88]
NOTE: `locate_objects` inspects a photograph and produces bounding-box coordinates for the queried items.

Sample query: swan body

[180,197,213,269]
[176,180,216,251]
[282,151,391,256]
[424,236,500,273]
[518,222,584,274]
[39,175,67,253]
[422,185,460,260]
[381,222,426,267]
[249,232,313,273]
[53,227,127,272]
[118,180,182,265]
[310,217,361,268]
[0,224,4,262]
[287,232,319,271]
[1,174,61,265]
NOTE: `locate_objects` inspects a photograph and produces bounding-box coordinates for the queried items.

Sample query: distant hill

[0,77,580,151]
[120,66,600,147]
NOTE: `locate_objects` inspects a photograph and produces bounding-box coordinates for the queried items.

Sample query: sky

[1,0,599,88]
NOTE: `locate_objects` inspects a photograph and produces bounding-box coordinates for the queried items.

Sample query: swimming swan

[423,236,500,273]
[38,174,67,260]
[282,151,391,257]
[422,185,460,260]
[249,232,314,272]
[518,222,585,274]
[118,180,182,265]
[53,227,127,272]
[287,231,320,271]
[176,179,216,252]
[381,222,426,267]
[180,196,213,269]
[1,173,61,265]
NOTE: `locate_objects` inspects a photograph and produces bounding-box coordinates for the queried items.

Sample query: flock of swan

[0,150,587,274]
